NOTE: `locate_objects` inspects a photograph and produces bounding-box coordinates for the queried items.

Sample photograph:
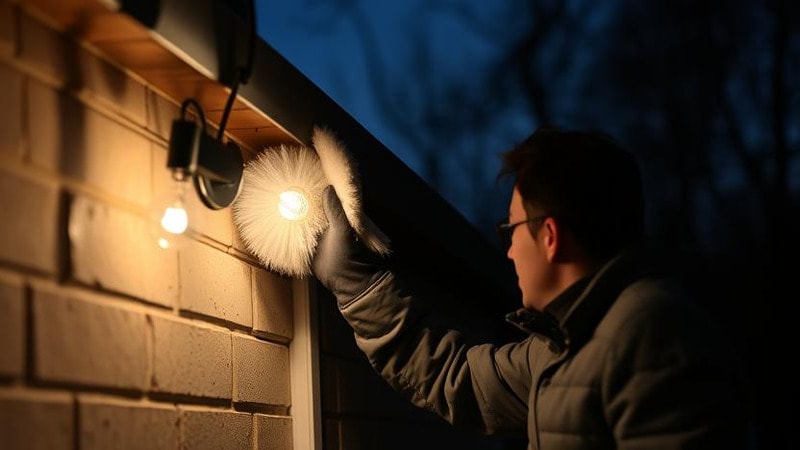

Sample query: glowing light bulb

[161,202,188,234]
[157,237,171,249]
[278,189,308,220]
[149,176,192,251]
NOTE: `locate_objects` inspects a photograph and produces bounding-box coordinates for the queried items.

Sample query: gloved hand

[312,185,388,303]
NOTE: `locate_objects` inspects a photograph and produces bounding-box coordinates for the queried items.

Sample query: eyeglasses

[495,216,548,252]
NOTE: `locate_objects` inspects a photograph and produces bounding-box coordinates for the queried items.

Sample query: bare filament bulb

[161,202,189,234]
[150,175,192,251]
[278,189,308,221]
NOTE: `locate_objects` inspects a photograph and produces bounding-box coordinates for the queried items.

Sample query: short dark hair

[498,125,644,262]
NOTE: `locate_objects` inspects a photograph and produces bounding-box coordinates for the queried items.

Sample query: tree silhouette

[281,0,799,448]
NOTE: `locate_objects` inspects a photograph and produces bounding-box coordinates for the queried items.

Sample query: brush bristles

[313,126,391,256]
[232,145,328,277]
[313,126,362,231]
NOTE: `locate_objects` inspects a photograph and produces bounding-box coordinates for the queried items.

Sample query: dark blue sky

[255,0,798,246]
[256,4,800,449]
[256,1,518,229]
[258,2,420,166]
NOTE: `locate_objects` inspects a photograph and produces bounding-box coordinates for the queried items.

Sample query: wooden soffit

[19,0,298,155]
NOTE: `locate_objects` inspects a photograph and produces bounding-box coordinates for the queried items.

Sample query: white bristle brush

[232,125,390,278]
[312,125,391,257]
[232,144,328,278]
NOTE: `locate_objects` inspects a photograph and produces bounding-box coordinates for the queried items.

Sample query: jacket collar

[506,243,656,352]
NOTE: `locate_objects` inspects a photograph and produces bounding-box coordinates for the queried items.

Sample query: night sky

[257,2,799,449]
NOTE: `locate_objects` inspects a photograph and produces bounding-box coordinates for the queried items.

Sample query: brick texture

[0,168,61,275]
[0,63,23,160]
[27,79,151,207]
[32,289,148,390]
[324,419,340,450]
[0,389,73,450]
[79,395,179,450]
[0,273,25,377]
[232,335,290,407]
[0,2,14,58]
[17,11,72,83]
[255,414,293,450]
[69,193,178,307]
[17,11,147,125]
[319,290,362,360]
[146,88,179,141]
[335,357,423,420]
[252,267,293,341]
[70,46,147,125]
[180,408,252,450]
[150,315,232,400]
[179,241,252,327]
[338,419,377,450]
[0,6,307,450]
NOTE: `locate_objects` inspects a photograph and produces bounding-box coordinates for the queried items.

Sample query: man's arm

[312,186,529,435]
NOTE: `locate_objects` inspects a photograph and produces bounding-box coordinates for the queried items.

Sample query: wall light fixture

[151,99,244,250]
[167,98,244,210]
[151,0,256,250]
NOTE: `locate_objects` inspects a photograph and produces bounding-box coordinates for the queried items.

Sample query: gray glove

[312,186,388,303]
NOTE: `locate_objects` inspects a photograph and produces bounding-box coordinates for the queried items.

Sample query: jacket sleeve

[311,186,529,436]
[337,268,530,437]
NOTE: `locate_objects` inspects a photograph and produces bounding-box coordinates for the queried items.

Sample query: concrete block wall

[0,3,295,449]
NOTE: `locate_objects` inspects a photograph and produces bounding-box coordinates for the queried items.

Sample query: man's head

[498,125,644,309]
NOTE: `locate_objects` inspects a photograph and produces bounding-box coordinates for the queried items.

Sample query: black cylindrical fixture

[167,119,202,179]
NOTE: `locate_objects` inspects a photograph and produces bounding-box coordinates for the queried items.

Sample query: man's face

[507,187,554,310]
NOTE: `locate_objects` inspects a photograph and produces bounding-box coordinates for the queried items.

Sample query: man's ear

[542,217,559,262]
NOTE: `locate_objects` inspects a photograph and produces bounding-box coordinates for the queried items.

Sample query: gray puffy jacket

[313,190,752,450]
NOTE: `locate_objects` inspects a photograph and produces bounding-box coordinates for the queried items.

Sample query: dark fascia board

[119,0,519,306]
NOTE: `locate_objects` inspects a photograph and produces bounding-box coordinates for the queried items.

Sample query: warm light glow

[232,145,328,277]
[278,189,308,221]
[161,204,189,234]
[150,177,192,251]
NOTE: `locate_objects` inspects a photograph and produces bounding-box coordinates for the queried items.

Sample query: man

[312,125,752,449]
